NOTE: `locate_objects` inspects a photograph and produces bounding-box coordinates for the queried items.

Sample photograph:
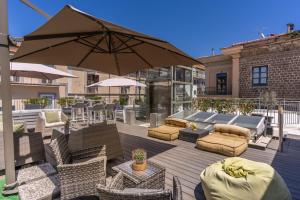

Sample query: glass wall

[171,66,193,114]
[143,65,193,119]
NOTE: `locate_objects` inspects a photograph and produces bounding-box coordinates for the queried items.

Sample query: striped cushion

[49,133,71,165]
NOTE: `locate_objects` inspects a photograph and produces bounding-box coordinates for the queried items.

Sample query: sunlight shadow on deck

[118,132,177,160]
[270,138,300,199]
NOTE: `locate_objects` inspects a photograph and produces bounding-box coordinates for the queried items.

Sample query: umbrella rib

[115,41,144,52]
[110,34,121,75]
[116,32,202,65]
[23,31,104,41]
[114,34,154,68]
[24,30,168,45]
[112,37,132,51]
[77,34,106,67]
[76,38,108,53]
[11,35,97,61]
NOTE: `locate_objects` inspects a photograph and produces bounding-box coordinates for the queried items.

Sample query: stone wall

[240,48,300,99]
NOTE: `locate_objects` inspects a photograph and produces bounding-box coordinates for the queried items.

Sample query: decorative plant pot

[132,148,147,171]
[132,161,147,171]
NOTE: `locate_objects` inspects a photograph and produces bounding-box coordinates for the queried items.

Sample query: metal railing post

[278,106,284,152]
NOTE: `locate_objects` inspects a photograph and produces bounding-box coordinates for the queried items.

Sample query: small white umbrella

[87,77,146,103]
[10,62,78,80]
[87,77,146,87]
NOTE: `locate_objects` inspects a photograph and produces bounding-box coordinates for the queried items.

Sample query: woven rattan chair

[35,110,68,139]
[97,172,182,200]
[48,132,107,200]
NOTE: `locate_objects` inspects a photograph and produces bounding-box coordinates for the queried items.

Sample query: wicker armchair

[35,110,68,139]
[48,132,107,200]
[97,172,182,200]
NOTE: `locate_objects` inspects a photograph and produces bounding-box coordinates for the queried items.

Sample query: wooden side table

[112,160,165,189]
[179,128,209,143]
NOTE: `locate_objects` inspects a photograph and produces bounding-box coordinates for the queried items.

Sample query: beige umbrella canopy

[11,5,201,76]
[10,62,77,80]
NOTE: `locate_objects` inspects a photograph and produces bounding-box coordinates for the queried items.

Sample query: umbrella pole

[108,74,110,103]
[0,0,17,194]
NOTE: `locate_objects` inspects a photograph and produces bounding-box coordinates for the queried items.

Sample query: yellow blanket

[222,159,255,178]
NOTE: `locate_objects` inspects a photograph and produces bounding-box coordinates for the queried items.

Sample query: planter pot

[25,104,42,110]
[132,161,147,171]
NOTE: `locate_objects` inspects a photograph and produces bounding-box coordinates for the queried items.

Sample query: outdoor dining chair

[88,103,106,123]
[105,103,116,122]
[71,102,87,122]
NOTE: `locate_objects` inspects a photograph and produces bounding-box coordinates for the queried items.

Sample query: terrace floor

[1,122,300,199]
[113,123,300,200]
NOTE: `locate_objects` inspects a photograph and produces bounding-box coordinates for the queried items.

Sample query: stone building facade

[198,24,300,100]
[240,46,300,99]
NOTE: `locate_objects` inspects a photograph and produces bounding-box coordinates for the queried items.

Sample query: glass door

[216,73,227,95]
[39,93,56,109]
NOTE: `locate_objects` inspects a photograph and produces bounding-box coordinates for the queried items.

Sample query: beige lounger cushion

[165,118,188,128]
[148,125,182,141]
[196,132,248,156]
[214,124,251,141]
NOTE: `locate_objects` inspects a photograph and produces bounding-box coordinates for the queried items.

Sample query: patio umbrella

[2,4,202,190]
[10,62,78,80]
[87,77,146,87]
[11,5,201,76]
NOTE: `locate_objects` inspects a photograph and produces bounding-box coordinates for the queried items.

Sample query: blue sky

[8,0,300,57]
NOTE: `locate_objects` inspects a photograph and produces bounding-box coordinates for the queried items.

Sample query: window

[252,66,268,86]
[87,73,99,85]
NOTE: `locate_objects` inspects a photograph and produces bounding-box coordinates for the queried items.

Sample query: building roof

[222,30,300,50]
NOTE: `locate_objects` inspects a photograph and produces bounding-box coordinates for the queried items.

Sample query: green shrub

[86,95,102,103]
[223,99,236,114]
[196,98,211,112]
[213,99,225,113]
[24,97,50,108]
[239,100,255,115]
[57,97,75,107]
[119,95,128,106]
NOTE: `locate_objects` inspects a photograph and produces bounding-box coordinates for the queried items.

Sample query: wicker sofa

[97,172,182,200]
[48,130,107,200]
[148,118,188,141]
[196,124,251,156]
[35,110,68,139]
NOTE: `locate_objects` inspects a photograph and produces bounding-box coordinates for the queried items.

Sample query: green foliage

[133,149,146,161]
[215,99,226,113]
[86,95,102,103]
[196,98,211,112]
[223,99,236,114]
[57,97,75,107]
[24,97,50,108]
[239,100,255,115]
[119,95,128,106]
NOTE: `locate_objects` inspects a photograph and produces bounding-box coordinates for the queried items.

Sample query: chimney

[287,23,295,33]
[211,48,215,56]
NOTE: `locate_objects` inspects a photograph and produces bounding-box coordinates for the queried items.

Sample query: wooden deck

[1,122,300,199]
[112,123,300,200]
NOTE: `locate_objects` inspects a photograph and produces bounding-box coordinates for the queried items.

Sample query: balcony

[203,87,232,96]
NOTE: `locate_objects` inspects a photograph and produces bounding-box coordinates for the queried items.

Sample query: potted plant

[189,122,198,131]
[132,148,147,171]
